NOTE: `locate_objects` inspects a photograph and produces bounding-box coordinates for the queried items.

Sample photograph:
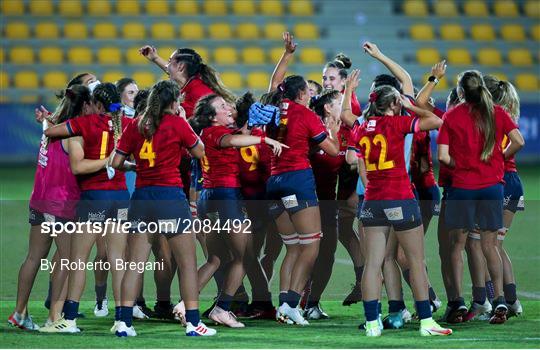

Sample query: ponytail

[138,80,181,139]
[362,85,400,119]
[484,75,520,122]
[93,82,123,146]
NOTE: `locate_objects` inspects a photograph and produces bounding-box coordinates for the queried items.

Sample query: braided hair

[92,82,123,146]
[138,80,181,139]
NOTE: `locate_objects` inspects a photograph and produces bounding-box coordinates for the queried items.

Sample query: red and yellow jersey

[181,76,215,119]
[200,125,241,188]
[501,134,517,173]
[238,127,271,198]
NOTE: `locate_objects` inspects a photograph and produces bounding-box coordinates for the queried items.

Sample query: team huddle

[8,32,525,338]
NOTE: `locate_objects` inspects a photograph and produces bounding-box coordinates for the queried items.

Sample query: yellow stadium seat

[416,48,441,65]
[232,0,255,15]
[477,48,502,66]
[94,22,117,39]
[5,22,30,39]
[29,0,54,16]
[122,22,145,40]
[20,95,39,103]
[192,46,210,63]
[0,48,4,63]
[494,0,518,17]
[157,46,175,58]
[88,0,111,16]
[213,47,238,65]
[175,0,198,15]
[440,24,465,40]
[103,71,125,83]
[447,48,472,65]
[64,22,88,39]
[290,0,314,16]
[35,22,60,39]
[242,47,266,65]
[97,47,122,65]
[0,71,9,88]
[265,23,287,40]
[306,71,321,83]
[14,71,39,89]
[403,0,428,16]
[236,23,260,40]
[39,47,64,64]
[501,24,526,41]
[10,47,34,64]
[299,47,324,64]
[433,0,458,16]
[269,47,295,63]
[43,71,68,89]
[209,23,232,40]
[410,23,435,40]
[525,0,540,18]
[508,48,533,66]
[67,47,93,64]
[117,0,140,15]
[294,23,319,40]
[179,22,204,40]
[489,72,508,81]
[247,71,269,90]
[464,0,488,16]
[59,0,82,16]
[1,0,24,15]
[261,0,283,16]
[126,47,148,65]
[422,72,449,90]
[151,22,175,40]
[146,0,169,15]
[220,71,243,90]
[532,24,540,41]
[515,73,539,91]
[203,0,227,15]
[132,71,155,89]
[471,24,495,41]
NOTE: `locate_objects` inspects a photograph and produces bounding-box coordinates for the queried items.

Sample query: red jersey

[181,76,214,119]
[348,115,420,200]
[434,107,453,187]
[410,131,436,189]
[340,89,362,116]
[200,125,241,188]
[238,128,271,198]
[501,134,518,173]
[437,104,517,190]
[310,124,348,200]
[271,99,328,175]
[67,114,128,191]
[116,115,199,188]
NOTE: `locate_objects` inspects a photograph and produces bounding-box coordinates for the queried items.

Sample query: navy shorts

[29,207,71,226]
[129,186,192,235]
[445,184,504,231]
[355,195,365,219]
[198,187,246,221]
[190,158,203,192]
[503,171,524,213]
[266,169,318,218]
[414,185,441,218]
[77,190,130,222]
[359,198,422,231]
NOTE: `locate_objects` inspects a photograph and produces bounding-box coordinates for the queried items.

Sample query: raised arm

[341,69,361,127]
[139,45,168,74]
[416,60,447,110]
[221,134,289,156]
[269,32,297,92]
[401,95,442,131]
[44,122,70,139]
[68,137,109,175]
[363,42,414,96]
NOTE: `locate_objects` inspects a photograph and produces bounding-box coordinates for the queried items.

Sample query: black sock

[306,299,319,309]
[287,291,302,308]
[504,283,517,304]
[156,300,171,309]
[472,287,487,304]
[95,283,107,303]
[428,286,437,302]
[44,280,52,309]
[217,293,234,311]
[485,280,495,300]
[278,291,287,306]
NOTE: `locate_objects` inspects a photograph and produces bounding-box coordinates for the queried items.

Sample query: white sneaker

[8,312,39,331]
[186,321,217,336]
[110,320,120,333]
[115,321,137,337]
[208,306,245,328]
[172,301,187,326]
[464,299,492,321]
[38,318,80,333]
[277,303,309,325]
[133,305,150,319]
[94,298,109,317]
[420,318,452,336]
[401,308,412,323]
[304,303,329,320]
[365,320,382,337]
[508,300,523,318]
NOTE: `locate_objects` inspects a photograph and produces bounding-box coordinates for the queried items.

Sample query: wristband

[428,75,439,84]
[260,135,265,144]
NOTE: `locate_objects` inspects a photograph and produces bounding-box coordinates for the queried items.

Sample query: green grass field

[1,166,539,348]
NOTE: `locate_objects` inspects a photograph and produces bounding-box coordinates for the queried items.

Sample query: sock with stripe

[485,280,495,300]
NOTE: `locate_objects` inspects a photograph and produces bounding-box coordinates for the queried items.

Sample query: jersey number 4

[139,139,156,167]
[359,134,395,171]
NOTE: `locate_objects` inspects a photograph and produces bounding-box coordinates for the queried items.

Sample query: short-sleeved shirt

[271,99,328,175]
[116,114,199,188]
[502,134,518,173]
[200,125,241,188]
[181,76,215,119]
[410,130,437,189]
[437,104,517,189]
[66,113,128,191]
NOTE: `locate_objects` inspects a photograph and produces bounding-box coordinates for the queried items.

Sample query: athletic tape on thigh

[468,230,481,240]
[497,227,508,241]
[280,232,299,245]
[298,232,323,245]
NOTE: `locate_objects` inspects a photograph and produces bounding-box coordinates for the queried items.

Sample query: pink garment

[29,135,80,219]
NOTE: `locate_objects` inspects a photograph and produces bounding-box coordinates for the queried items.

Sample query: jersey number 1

[139,139,156,167]
[359,134,395,171]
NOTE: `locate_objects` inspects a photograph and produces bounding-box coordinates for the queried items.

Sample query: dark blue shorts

[359,198,422,231]
[190,158,203,192]
[445,184,503,231]
[266,169,319,218]
[355,195,365,218]
[29,207,71,226]
[198,187,246,221]
[414,185,441,218]
[77,190,130,222]
[129,186,192,235]
[503,171,524,213]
